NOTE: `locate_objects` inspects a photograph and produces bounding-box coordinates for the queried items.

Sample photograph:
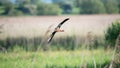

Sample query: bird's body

[45,18,69,43]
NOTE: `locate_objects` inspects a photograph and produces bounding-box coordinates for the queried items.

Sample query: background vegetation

[0,0,120,68]
[0,19,119,51]
[0,0,120,16]
[105,19,120,47]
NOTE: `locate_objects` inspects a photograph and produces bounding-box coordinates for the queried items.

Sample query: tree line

[0,0,120,16]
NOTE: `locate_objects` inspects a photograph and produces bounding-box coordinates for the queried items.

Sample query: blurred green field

[0,49,112,68]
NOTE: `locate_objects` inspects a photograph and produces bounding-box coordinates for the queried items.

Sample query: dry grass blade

[80,32,97,68]
[109,33,120,68]
[0,24,4,33]
[29,33,49,68]
[92,54,97,68]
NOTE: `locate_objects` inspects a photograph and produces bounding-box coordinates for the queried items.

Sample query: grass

[0,49,112,68]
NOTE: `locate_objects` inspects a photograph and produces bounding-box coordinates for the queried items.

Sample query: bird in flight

[45,18,69,43]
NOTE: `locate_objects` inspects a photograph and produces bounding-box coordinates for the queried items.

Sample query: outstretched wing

[57,18,69,28]
[44,24,53,36]
[47,31,56,43]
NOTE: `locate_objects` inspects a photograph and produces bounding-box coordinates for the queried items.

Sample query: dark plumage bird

[46,18,69,43]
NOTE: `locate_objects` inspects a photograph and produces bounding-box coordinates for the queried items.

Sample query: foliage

[72,7,80,14]
[0,0,14,15]
[52,0,74,14]
[16,5,36,15]
[105,19,120,47]
[118,0,120,13]
[0,6,5,15]
[15,0,37,15]
[37,4,61,15]
[103,0,119,14]
[0,0,61,16]
[0,0,120,15]
[80,0,106,14]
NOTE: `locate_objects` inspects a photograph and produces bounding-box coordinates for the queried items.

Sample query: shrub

[105,19,120,47]
[8,9,23,16]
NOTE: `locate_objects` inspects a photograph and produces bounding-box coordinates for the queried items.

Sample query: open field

[0,15,120,50]
[0,15,120,68]
[0,49,113,68]
[0,15,120,38]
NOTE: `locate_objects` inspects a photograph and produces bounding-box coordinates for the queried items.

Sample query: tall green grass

[0,49,112,68]
[0,35,105,51]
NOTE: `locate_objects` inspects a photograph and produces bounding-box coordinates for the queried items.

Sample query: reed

[109,33,120,68]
